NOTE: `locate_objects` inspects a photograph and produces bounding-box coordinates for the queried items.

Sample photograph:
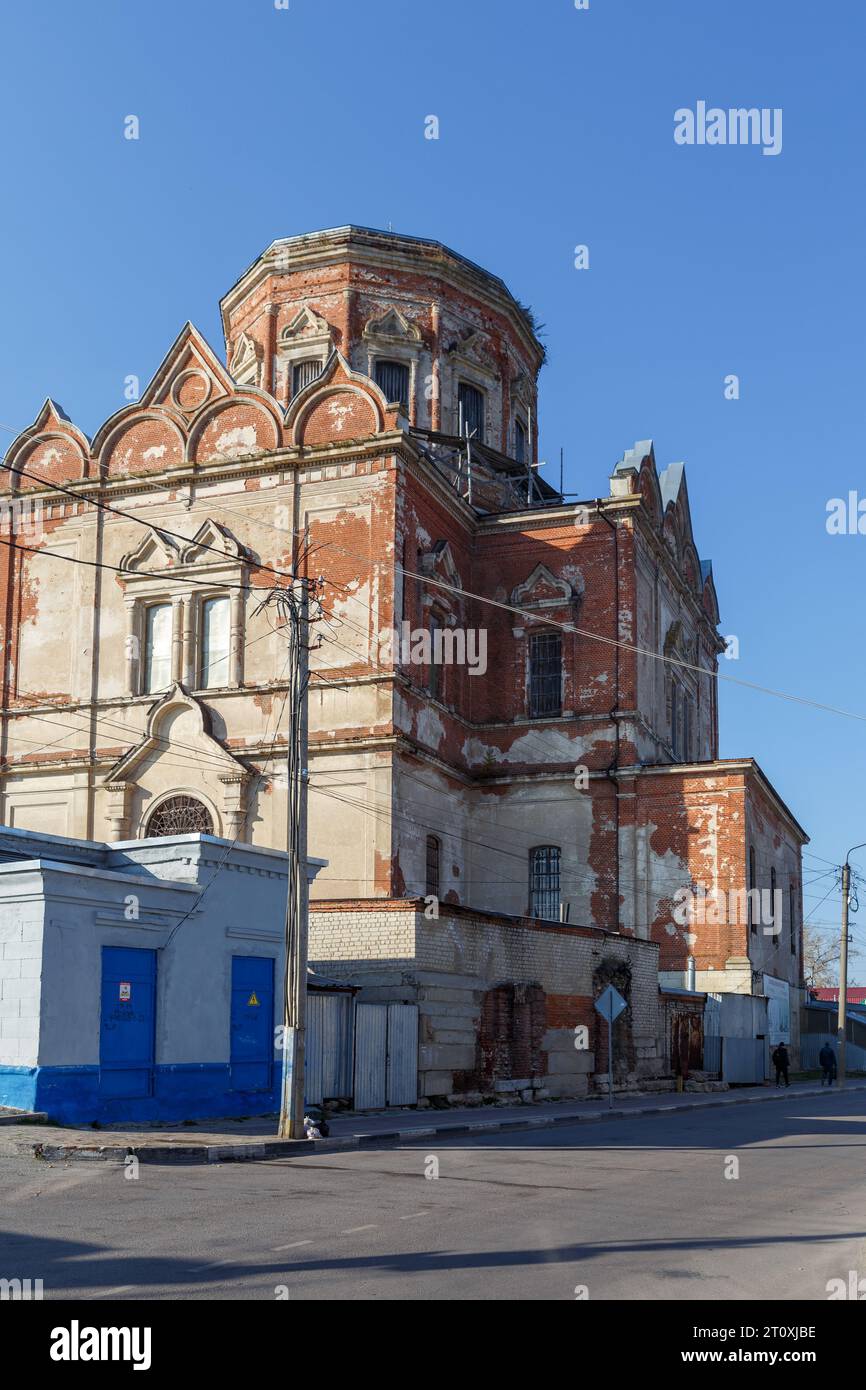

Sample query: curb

[19,1081,866,1166]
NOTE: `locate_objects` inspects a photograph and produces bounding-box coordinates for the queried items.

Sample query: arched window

[425,835,441,898]
[145,795,213,838]
[529,845,561,921]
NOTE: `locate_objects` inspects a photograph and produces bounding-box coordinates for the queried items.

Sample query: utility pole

[260,575,318,1139]
[839,861,849,1089]
[838,841,866,1090]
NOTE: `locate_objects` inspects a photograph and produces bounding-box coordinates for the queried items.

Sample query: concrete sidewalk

[3,1078,863,1165]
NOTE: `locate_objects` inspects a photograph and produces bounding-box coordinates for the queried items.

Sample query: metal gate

[353,1003,418,1109]
[306,992,354,1105]
[722,1037,765,1084]
[99,946,157,1099]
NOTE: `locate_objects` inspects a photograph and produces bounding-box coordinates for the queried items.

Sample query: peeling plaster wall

[0,233,804,1045]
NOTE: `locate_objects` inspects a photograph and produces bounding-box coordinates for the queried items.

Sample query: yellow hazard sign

[247,991,260,1007]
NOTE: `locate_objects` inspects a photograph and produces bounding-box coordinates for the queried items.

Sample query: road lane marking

[273,1240,313,1250]
[341,1224,377,1234]
[399,1211,430,1219]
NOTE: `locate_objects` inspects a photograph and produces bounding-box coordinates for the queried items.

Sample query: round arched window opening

[144,795,214,838]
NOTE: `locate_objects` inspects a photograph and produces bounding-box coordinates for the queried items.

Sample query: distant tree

[803,925,860,990]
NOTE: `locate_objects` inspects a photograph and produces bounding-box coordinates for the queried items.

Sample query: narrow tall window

[529,845,561,920]
[671,682,679,758]
[457,382,485,443]
[790,884,797,955]
[292,358,323,397]
[770,867,778,946]
[426,835,441,898]
[144,603,172,694]
[749,845,757,935]
[529,632,562,718]
[515,418,527,466]
[682,696,691,762]
[428,614,442,699]
[375,359,410,408]
[200,596,230,688]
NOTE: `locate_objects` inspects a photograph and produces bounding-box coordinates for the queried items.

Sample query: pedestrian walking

[772,1042,790,1087]
[818,1042,837,1087]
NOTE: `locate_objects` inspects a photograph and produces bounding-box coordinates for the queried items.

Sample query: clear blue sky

[0,0,862,946]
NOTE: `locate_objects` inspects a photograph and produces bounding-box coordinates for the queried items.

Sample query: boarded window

[425,835,440,898]
[144,603,172,694]
[457,382,485,443]
[375,359,410,407]
[292,358,323,397]
[529,631,562,717]
[529,845,561,920]
[200,596,230,688]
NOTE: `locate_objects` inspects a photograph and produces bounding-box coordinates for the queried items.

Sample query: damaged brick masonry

[0,226,806,1097]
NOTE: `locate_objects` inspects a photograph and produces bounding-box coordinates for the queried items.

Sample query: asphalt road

[2,1089,865,1301]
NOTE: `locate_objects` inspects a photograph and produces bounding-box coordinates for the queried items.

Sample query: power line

[0,533,259,593]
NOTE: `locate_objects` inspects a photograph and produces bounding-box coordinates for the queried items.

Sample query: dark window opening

[529,845,561,921]
[749,846,757,934]
[292,358,323,397]
[529,631,562,718]
[457,382,485,443]
[429,614,442,699]
[790,884,797,954]
[375,359,410,407]
[771,867,778,946]
[426,835,441,898]
[515,418,527,465]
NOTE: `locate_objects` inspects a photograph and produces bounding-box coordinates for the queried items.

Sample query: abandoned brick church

[0,226,806,1095]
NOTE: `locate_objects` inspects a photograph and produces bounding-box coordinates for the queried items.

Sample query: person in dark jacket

[819,1042,837,1086]
[772,1042,790,1087]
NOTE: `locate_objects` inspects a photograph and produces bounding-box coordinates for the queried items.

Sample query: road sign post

[594,984,627,1109]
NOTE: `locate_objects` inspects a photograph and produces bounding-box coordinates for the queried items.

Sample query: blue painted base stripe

[0,1063,287,1125]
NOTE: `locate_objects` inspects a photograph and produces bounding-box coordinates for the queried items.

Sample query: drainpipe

[687,956,696,991]
[596,501,621,932]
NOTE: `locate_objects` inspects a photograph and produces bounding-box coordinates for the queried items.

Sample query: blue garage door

[230,956,274,1092]
[99,946,157,1098]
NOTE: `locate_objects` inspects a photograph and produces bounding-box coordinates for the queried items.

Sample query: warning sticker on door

[119,982,132,1002]
[247,991,260,1007]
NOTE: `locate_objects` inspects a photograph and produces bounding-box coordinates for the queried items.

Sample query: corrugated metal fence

[354,1003,419,1110]
[306,992,355,1106]
[800,1036,866,1072]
